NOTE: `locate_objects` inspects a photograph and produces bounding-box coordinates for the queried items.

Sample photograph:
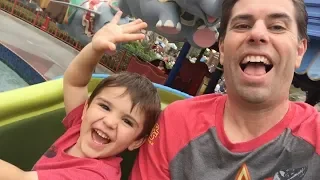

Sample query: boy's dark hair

[218,0,309,42]
[87,72,161,139]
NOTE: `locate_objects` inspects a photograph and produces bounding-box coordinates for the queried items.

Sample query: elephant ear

[108,0,122,15]
[51,0,101,14]
[158,0,169,2]
[43,0,69,24]
[49,0,102,24]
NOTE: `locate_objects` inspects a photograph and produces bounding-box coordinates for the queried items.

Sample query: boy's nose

[103,116,118,130]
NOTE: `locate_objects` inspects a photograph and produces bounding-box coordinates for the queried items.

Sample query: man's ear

[219,40,225,65]
[128,137,147,151]
[295,39,307,69]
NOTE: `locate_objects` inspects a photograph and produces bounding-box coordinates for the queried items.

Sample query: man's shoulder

[160,94,225,130]
[291,101,319,123]
[290,102,320,154]
[165,93,225,113]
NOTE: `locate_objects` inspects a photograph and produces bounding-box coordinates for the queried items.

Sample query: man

[130,0,320,179]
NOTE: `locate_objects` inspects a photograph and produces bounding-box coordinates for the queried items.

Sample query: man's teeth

[95,129,110,140]
[242,56,271,65]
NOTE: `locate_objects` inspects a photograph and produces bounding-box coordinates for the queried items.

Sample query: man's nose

[247,21,269,45]
[103,116,118,130]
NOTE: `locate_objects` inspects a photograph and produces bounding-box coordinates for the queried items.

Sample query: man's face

[219,0,307,104]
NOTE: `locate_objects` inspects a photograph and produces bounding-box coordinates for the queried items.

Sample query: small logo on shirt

[235,164,307,180]
[265,166,307,180]
[148,123,160,145]
[235,164,251,180]
[44,145,57,158]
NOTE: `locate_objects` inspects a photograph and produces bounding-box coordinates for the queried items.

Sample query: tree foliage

[121,41,157,61]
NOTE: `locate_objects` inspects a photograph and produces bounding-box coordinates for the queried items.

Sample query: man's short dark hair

[218,0,309,42]
[88,72,161,139]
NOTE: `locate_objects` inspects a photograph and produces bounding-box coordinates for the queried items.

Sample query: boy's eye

[99,104,110,111]
[123,119,133,127]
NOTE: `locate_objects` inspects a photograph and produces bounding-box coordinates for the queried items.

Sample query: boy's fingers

[117,34,145,42]
[100,41,116,51]
[121,20,142,29]
[107,42,117,51]
[122,22,148,33]
[110,11,123,24]
[125,19,143,26]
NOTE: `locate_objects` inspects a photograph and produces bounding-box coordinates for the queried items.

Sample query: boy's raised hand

[91,11,148,54]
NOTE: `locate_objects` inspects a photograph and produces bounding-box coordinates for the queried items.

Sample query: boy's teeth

[95,129,109,140]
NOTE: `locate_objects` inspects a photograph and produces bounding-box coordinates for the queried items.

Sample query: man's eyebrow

[230,13,292,25]
[267,13,292,23]
[230,14,254,25]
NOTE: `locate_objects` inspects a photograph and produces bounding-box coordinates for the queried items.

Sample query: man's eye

[123,119,133,127]
[99,104,110,111]
[234,24,251,30]
[269,25,285,31]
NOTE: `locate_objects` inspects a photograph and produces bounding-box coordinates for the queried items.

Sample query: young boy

[0,11,161,180]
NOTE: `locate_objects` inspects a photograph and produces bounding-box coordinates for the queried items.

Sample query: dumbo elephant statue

[45,0,129,45]
[118,0,222,48]
[43,0,222,48]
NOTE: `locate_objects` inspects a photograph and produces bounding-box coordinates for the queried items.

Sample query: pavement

[0,11,113,80]
[0,61,29,92]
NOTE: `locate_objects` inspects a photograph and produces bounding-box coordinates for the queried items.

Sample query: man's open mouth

[92,128,111,145]
[240,56,273,76]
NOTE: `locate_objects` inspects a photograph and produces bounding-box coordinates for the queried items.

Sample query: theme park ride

[38,0,320,105]
[0,0,319,179]
[0,0,223,179]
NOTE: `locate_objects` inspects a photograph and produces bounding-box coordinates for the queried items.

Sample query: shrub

[121,41,157,62]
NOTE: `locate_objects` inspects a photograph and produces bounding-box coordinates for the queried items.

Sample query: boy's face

[77,87,146,159]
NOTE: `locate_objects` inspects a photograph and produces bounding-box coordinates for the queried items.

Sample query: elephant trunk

[199,0,222,21]
[118,0,130,16]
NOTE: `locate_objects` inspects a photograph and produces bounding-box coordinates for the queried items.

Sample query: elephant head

[171,0,222,48]
[44,0,221,48]
[50,0,129,45]
[175,0,222,27]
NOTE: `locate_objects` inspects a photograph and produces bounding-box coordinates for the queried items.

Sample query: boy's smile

[92,128,111,145]
[69,86,146,159]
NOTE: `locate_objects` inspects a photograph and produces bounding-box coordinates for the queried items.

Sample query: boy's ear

[81,100,89,120]
[128,137,147,151]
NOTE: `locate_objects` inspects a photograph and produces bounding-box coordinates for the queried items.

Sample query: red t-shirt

[33,104,122,180]
[130,94,320,179]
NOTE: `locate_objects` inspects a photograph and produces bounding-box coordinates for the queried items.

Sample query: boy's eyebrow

[97,97,139,126]
[97,97,113,107]
[123,114,139,127]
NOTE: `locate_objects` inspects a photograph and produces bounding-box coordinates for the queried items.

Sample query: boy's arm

[63,43,104,114]
[63,11,147,114]
[0,159,38,180]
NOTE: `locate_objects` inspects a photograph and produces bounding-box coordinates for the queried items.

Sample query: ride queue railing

[0,0,131,73]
